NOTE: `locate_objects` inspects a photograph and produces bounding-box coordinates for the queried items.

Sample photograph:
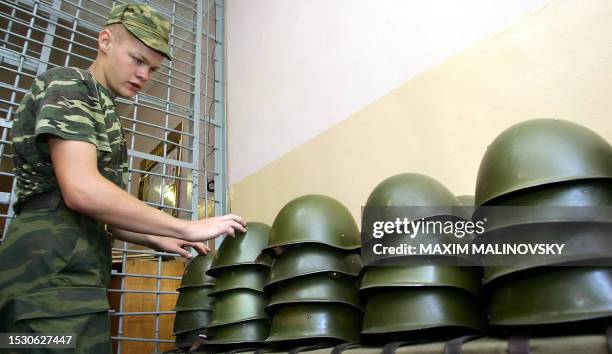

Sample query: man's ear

[98,28,112,55]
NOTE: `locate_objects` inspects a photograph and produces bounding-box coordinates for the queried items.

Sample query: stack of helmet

[173,252,216,350]
[203,222,273,350]
[360,174,485,344]
[263,195,363,348]
[474,119,612,334]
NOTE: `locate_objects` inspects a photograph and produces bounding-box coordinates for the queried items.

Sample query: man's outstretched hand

[149,234,211,259]
[182,214,247,243]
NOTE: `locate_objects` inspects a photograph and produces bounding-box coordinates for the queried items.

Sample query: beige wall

[229,0,612,225]
[225,0,551,184]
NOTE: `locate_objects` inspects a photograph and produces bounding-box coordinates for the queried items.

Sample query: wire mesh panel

[0,0,225,352]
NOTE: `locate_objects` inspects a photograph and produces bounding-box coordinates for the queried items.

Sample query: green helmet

[361,288,485,342]
[361,224,478,268]
[267,195,360,251]
[174,285,215,311]
[474,180,612,232]
[204,319,270,345]
[363,174,464,246]
[366,173,461,208]
[208,222,273,277]
[266,303,362,345]
[208,289,269,327]
[178,252,216,289]
[481,222,612,284]
[359,266,482,298]
[173,310,213,335]
[475,119,612,206]
[488,267,612,327]
[264,244,362,290]
[174,328,205,349]
[266,272,362,314]
[209,265,268,296]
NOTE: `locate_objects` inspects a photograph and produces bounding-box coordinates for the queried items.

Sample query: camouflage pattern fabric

[0,197,113,353]
[0,66,126,353]
[106,3,172,60]
[10,66,127,211]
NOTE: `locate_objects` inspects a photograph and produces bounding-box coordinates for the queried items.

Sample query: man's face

[104,30,165,98]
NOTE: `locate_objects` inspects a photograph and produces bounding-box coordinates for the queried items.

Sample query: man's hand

[182,214,247,242]
[148,235,210,259]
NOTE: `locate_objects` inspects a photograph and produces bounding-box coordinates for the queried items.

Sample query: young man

[0,4,245,353]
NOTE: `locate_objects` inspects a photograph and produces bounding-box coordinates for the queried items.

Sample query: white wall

[226,0,551,184]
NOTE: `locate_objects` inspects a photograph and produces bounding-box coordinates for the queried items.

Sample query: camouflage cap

[106,3,172,60]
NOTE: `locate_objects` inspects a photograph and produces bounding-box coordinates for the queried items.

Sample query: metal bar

[0,47,39,72]
[0,192,10,204]
[0,29,96,66]
[130,168,192,183]
[155,251,164,352]
[110,272,182,280]
[14,0,100,34]
[0,119,13,129]
[109,246,178,256]
[142,200,193,213]
[190,0,203,224]
[116,73,140,354]
[0,6,99,44]
[122,129,195,154]
[214,0,227,239]
[64,0,84,67]
[111,311,176,316]
[128,150,193,170]
[0,0,39,240]
[202,0,211,220]
[37,0,61,75]
[120,117,195,138]
[111,337,174,343]
[107,289,178,295]
[117,93,195,117]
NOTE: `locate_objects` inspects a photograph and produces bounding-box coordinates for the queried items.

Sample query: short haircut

[105,23,127,43]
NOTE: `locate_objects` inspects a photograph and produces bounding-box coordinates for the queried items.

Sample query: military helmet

[488,267,612,327]
[173,310,213,335]
[361,223,478,268]
[178,252,216,289]
[366,173,462,208]
[266,195,360,251]
[266,303,362,345]
[486,179,612,206]
[174,328,205,349]
[205,319,270,345]
[207,222,272,277]
[361,288,485,342]
[475,119,612,206]
[359,266,482,298]
[264,243,362,290]
[266,272,362,314]
[208,289,269,327]
[474,179,612,232]
[209,265,268,296]
[363,174,464,246]
[481,222,612,284]
[174,285,215,311]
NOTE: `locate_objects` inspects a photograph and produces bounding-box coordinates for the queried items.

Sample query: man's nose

[136,67,151,81]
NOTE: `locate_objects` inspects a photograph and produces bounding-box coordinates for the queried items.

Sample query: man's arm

[49,137,246,242]
[110,227,210,259]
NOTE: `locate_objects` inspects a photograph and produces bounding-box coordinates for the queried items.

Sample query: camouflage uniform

[0,4,171,353]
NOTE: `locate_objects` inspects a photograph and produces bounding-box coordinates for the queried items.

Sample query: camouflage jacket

[10,67,128,209]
